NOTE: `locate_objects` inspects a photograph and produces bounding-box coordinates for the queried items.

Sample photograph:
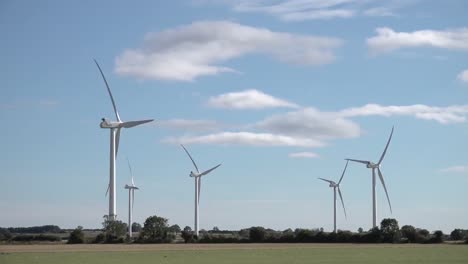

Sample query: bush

[0,228,12,241]
[68,226,84,244]
[12,234,61,242]
[93,233,105,243]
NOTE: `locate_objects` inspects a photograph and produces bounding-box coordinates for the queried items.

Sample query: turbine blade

[338,160,349,185]
[121,119,154,128]
[337,187,347,219]
[377,168,392,213]
[181,144,199,173]
[126,157,134,186]
[346,158,370,165]
[318,178,334,184]
[105,184,110,197]
[200,164,221,176]
[378,126,394,165]
[94,59,121,122]
[115,128,121,157]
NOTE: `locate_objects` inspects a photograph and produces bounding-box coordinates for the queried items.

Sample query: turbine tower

[94,59,153,221]
[181,144,221,237]
[124,158,139,238]
[346,126,394,228]
[318,160,348,233]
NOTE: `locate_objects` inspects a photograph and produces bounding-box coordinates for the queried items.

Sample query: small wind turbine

[94,59,153,221]
[318,160,349,233]
[124,158,139,238]
[181,144,221,237]
[346,126,394,228]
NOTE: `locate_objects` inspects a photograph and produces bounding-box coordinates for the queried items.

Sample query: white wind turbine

[318,160,349,233]
[94,59,153,221]
[124,158,139,238]
[346,126,394,228]
[181,144,221,237]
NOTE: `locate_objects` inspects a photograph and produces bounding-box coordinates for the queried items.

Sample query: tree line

[1,215,468,245]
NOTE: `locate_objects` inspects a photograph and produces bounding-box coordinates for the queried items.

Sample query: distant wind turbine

[124,158,139,238]
[181,144,221,237]
[318,160,349,233]
[94,59,153,221]
[346,126,394,228]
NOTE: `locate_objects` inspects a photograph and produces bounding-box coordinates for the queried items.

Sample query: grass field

[1,243,467,264]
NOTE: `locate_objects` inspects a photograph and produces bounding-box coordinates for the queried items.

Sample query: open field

[1,243,467,264]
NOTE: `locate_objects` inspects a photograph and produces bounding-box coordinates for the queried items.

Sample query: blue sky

[1,0,467,233]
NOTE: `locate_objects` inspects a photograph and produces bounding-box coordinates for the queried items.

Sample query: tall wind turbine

[346,126,394,228]
[318,160,348,233]
[94,59,153,221]
[124,158,139,238]
[181,144,221,237]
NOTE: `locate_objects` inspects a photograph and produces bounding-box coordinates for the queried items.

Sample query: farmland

[1,243,467,264]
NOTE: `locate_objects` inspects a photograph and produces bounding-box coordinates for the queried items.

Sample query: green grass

[1,245,467,264]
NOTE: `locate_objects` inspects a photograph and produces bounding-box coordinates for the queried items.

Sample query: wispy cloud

[163,90,468,148]
[289,152,319,159]
[164,132,326,147]
[367,27,468,54]
[115,21,341,81]
[209,0,414,21]
[257,107,361,139]
[158,119,223,131]
[208,89,299,109]
[440,166,468,174]
[457,69,468,83]
[340,104,468,124]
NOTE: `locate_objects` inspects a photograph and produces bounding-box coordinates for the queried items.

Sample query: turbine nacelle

[366,162,379,169]
[100,118,122,128]
[124,184,139,190]
[190,171,199,177]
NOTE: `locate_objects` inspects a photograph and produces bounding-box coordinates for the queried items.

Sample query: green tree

[357,227,364,234]
[132,222,142,233]
[139,215,172,243]
[450,229,464,241]
[401,225,417,243]
[249,227,266,242]
[0,228,12,241]
[102,215,127,243]
[431,230,444,243]
[380,218,400,243]
[68,226,85,244]
[181,226,194,243]
[169,224,181,233]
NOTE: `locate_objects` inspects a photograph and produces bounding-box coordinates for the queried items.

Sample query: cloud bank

[116,21,341,81]
[367,27,468,54]
[208,89,299,109]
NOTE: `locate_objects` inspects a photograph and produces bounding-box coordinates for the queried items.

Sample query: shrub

[68,226,84,244]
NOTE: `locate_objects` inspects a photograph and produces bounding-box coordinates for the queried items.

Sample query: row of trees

[2,217,467,244]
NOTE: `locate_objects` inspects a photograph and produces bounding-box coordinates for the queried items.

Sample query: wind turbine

[346,126,394,228]
[124,158,139,238]
[181,144,221,237]
[94,59,153,221]
[318,160,348,233]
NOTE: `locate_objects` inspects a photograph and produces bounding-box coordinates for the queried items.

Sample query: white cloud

[440,166,468,173]
[115,21,341,81]
[257,107,361,139]
[158,119,222,131]
[164,132,325,147]
[208,89,299,109]
[216,0,413,21]
[457,69,468,83]
[367,27,468,54]
[289,152,319,159]
[339,104,468,124]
